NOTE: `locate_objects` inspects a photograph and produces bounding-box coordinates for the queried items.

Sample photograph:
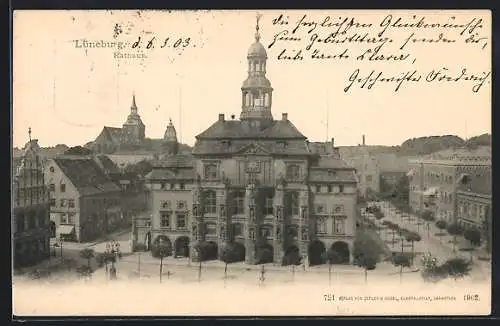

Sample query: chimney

[218,113,225,122]
[282,113,288,121]
[331,137,335,149]
[362,135,366,146]
[231,114,236,120]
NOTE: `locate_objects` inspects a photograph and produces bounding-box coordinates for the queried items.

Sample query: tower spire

[131,92,137,113]
[28,127,32,142]
[255,13,262,42]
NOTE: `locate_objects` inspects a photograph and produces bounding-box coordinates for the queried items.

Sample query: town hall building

[143,19,358,266]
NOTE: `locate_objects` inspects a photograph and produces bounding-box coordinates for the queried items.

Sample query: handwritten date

[131,36,192,49]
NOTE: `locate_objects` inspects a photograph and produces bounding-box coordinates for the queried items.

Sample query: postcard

[12,9,491,316]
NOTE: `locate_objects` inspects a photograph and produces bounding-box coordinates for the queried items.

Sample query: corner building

[146,23,358,265]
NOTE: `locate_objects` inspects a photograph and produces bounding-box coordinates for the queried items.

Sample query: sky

[13,10,491,148]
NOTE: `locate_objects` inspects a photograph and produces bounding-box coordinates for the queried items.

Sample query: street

[364,201,491,282]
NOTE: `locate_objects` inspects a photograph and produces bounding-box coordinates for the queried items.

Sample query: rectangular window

[61,214,68,224]
[316,218,327,234]
[286,164,301,180]
[366,175,372,182]
[60,199,66,207]
[260,227,271,238]
[179,183,185,190]
[247,173,258,185]
[315,185,321,193]
[160,212,171,228]
[204,191,217,214]
[291,191,300,216]
[67,213,75,224]
[50,198,56,207]
[333,217,345,234]
[234,191,245,215]
[68,199,75,208]
[204,164,218,180]
[160,183,166,189]
[338,185,344,193]
[60,184,66,192]
[176,214,186,229]
[327,185,332,193]
[264,196,274,215]
[49,184,55,192]
[315,204,325,214]
[170,183,175,190]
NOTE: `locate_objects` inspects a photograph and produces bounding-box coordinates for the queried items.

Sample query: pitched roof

[195,119,306,140]
[312,156,352,169]
[54,157,121,196]
[103,126,123,143]
[158,153,194,168]
[308,169,358,183]
[145,168,195,181]
[95,155,119,173]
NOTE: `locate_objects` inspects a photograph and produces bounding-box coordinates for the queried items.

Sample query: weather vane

[28,127,32,142]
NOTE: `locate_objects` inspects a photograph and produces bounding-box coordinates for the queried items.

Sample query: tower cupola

[240,13,274,122]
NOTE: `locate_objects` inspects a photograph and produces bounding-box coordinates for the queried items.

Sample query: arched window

[204,190,217,214]
[204,164,218,180]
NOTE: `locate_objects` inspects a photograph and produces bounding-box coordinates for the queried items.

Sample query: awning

[423,187,438,196]
[56,225,75,235]
[406,169,416,177]
[457,173,469,184]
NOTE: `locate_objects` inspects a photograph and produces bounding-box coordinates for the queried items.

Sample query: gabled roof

[312,156,352,169]
[102,126,123,143]
[95,155,119,173]
[155,153,194,168]
[309,170,358,183]
[54,157,121,196]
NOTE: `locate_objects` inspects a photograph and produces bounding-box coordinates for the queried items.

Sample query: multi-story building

[456,162,492,250]
[45,154,122,242]
[144,20,358,265]
[408,146,491,224]
[340,135,380,199]
[12,137,51,268]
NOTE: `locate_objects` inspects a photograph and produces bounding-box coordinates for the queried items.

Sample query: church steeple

[240,13,273,122]
[131,92,138,114]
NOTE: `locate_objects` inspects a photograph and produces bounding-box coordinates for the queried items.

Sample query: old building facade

[408,147,491,224]
[45,155,122,242]
[92,94,146,153]
[12,137,51,268]
[144,21,358,265]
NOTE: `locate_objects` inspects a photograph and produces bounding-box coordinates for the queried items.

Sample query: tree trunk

[198,261,202,282]
[453,235,456,252]
[160,257,163,283]
[399,264,403,284]
[392,231,395,246]
[470,241,473,262]
[292,265,295,282]
[328,263,332,286]
[401,238,404,255]
[224,263,228,280]
[411,241,414,265]
[138,253,141,276]
[87,258,91,269]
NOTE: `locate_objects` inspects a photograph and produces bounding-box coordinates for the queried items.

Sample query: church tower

[240,15,274,126]
[121,93,146,147]
[162,118,179,155]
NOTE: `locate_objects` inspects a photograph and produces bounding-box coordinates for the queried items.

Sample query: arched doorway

[229,242,246,262]
[256,243,273,264]
[282,245,301,266]
[308,240,326,266]
[174,236,190,258]
[330,241,350,264]
[49,221,56,238]
[151,235,172,258]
